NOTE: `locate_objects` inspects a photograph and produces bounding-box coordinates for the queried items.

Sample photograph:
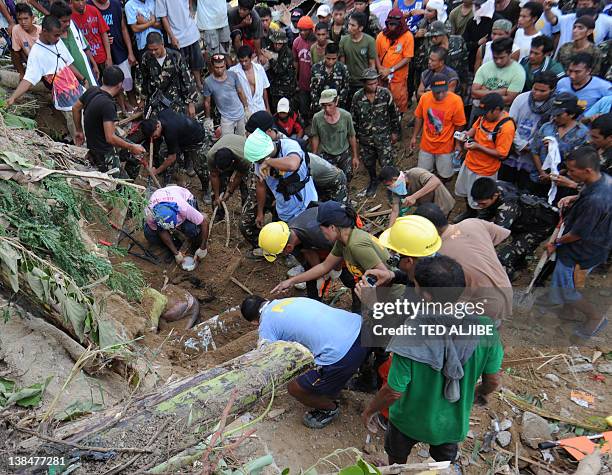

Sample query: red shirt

[275,112,304,137]
[72,5,110,64]
[292,35,314,92]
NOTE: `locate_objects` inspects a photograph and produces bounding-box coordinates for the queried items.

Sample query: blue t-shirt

[557,76,612,111]
[396,0,424,33]
[584,95,612,118]
[125,0,161,51]
[258,297,362,366]
[203,71,245,122]
[89,0,128,64]
[256,139,318,221]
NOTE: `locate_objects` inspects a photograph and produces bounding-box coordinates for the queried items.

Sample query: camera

[453,131,468,142]
[365,275,378,287]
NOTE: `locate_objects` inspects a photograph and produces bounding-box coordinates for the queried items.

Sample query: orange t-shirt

[465,112,516,176]
[375,30,414,83]
[414,91,466,154]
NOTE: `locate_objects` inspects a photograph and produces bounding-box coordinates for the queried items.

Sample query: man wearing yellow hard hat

[259,207,348,299]
[356,214,442,292]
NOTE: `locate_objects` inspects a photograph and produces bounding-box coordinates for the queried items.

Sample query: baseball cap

[291,8,304,21]
[297,15,315,30]
[246,111,275,133]
[430,73,449,92]
[425,21,448,37]
[479,93,505,112]
[550,92,580,116]
[152,202,179,230]
[317,4,331,17]
[317,201,354,227]
[319,88,338,105]
[277,97,290,113]
[269,28,287,43]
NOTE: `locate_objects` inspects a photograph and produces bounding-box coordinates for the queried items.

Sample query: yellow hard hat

[258,221,291,262]
[378,215,441,257]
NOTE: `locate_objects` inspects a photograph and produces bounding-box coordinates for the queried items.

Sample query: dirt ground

[1,107,608,473]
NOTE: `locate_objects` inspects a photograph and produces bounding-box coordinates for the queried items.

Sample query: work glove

[174,252,185,264]
[195,248,208,261]
[203,118,214,133]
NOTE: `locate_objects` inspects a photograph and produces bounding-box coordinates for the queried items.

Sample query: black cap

[480,93,505,112]
[246,111,275,133]
[550,92,579,116]
[430,73,449,92]
[291,8,304,20]
[317,201,354,227]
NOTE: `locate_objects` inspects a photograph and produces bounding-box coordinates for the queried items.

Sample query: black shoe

[452,208,477,223]
[365,179,378,198]
[302,404,340,429]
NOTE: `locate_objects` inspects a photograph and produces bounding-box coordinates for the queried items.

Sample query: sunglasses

[212,54,225,62]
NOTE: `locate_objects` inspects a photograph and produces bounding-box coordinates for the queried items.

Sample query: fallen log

[22,341,313,471]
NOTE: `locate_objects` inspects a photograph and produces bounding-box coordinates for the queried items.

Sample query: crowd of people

[2,0,612,468]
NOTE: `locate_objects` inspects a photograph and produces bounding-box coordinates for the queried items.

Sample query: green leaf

[0,377,15,395]
[0,151,33,170]
[281,469,290,475]
[0,241,20,292]
[575,427,585,436]
[1,112,37,130]
[338,467,364,475]
[53,286,87,341]
[356,459,381,475]
[25,267,51,302]
[4,377,51,408]
[54,400,104,421]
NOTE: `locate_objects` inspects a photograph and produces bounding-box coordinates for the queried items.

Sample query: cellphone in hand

[365,275,378,287]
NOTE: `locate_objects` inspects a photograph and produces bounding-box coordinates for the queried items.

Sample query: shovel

[513,219,563,312]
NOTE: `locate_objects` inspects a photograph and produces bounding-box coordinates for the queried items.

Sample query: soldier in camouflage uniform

[422,21,469,97]
[140,32,198,118]
[266,29,297,114]
[472,178,559,280]
[140,109,213,200]
[310,42,351,112]
[351,68,400,197]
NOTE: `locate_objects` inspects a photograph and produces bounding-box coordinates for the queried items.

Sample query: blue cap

[317,201,355,227]
[153,202,179,230]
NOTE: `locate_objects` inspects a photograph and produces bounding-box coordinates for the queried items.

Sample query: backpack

[477,116,516,144]
[273,140,312,201]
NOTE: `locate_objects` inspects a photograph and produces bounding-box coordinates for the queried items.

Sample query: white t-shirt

[24,40,84,111]
[482,40,520,64]
[229,62,270,113]
[155,0,199,48]
[513,29,542,62]
[196,0,229,31]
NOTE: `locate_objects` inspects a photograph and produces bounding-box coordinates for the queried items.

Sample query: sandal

[574,318,609,339]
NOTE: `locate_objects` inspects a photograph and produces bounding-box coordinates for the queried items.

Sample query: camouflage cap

[361,67,380,80]
[269,28,287,43]
[425,21,448,37]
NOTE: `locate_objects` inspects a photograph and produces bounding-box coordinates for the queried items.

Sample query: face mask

[388,172,407,196]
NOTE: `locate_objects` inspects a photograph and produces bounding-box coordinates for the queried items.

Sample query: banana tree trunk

[25,341,312,469]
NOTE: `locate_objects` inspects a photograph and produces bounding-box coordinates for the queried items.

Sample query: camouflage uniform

[477,181,559,277]
[310,61,351,112]
[350,86,400,178]
[267,43,297,112]
[140,49,198,116]
[239,173,277,247]
[416,33,468,96]
[310,153,349,204]
[88,149,121,176]
[187,120,214,194]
